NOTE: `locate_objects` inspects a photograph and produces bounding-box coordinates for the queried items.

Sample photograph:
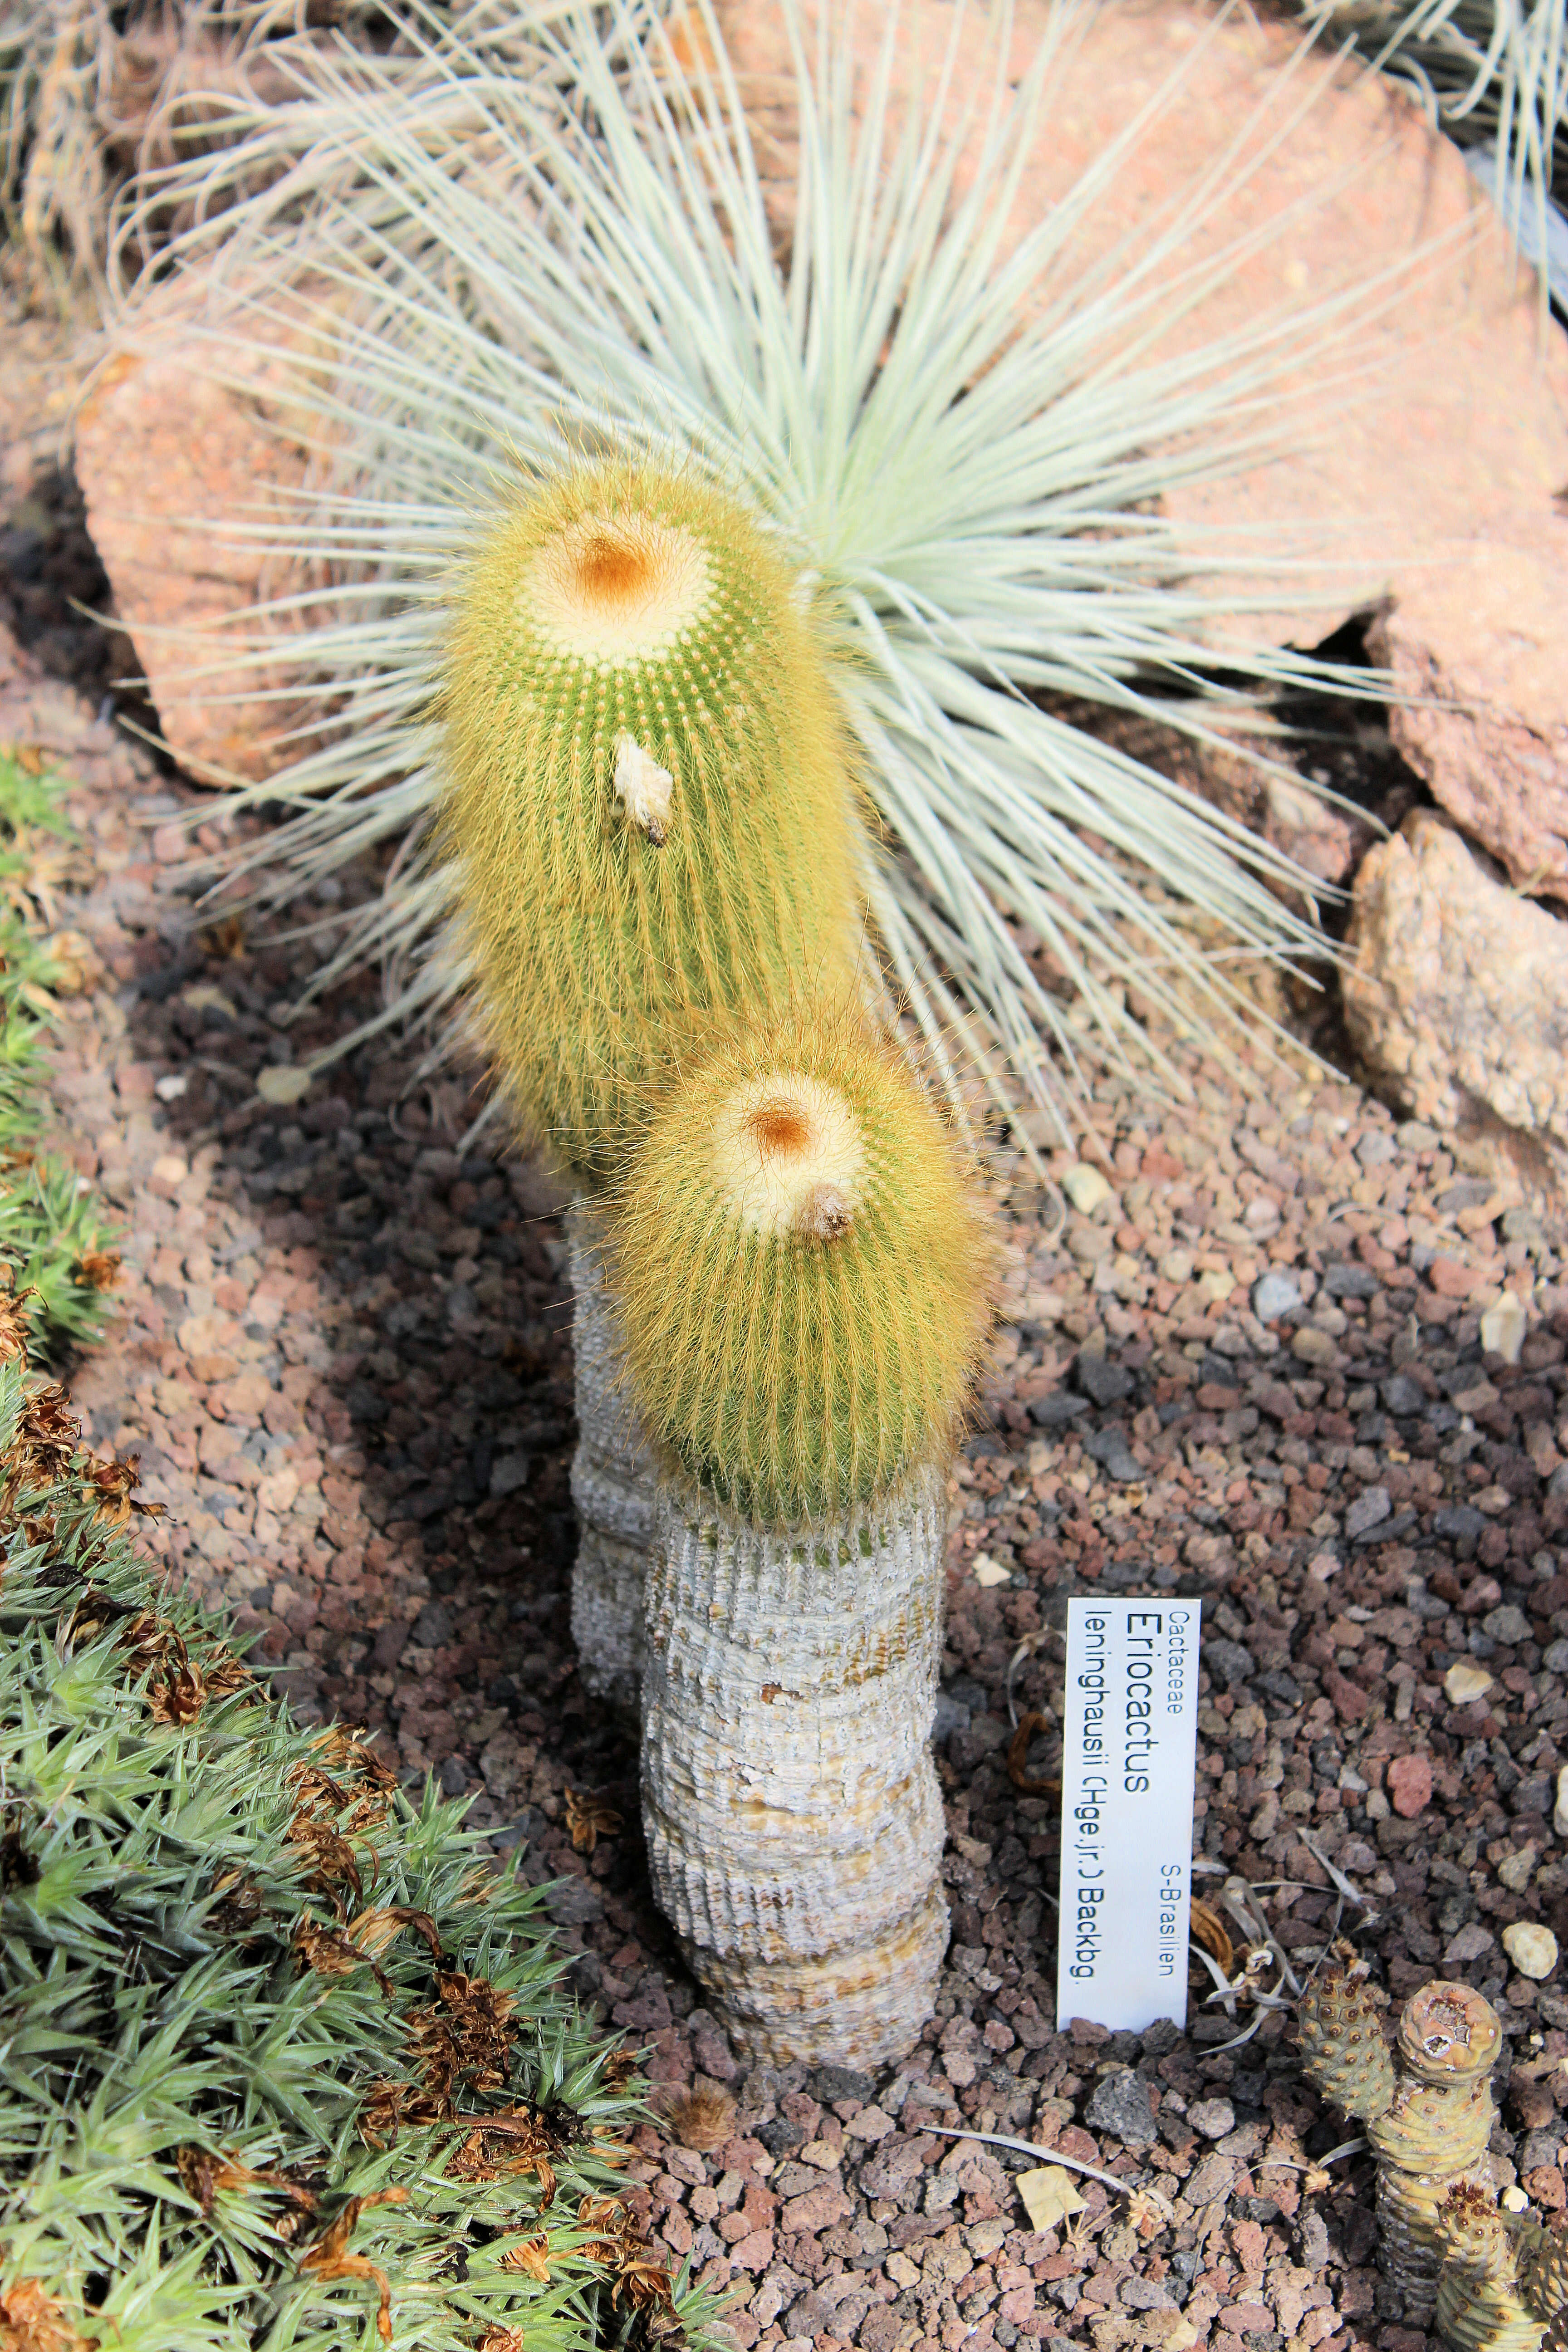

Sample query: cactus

[642,1463,950,2067]
[1300,1974,1504,2326]
[609,1005,992,1529]
[441,459,862,1191]
[612,1009,990,2061]
[566,1200,657,1715]
[1436,2185,1545,2352]
[1296,1960,1396,2122]
[441,460,863,1705]
[1522,2220,1568,2325]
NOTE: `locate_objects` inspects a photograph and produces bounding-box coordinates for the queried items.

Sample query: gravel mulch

[7,410,1568,2352]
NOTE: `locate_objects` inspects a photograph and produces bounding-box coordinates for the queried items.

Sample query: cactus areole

[441,462,862,1192]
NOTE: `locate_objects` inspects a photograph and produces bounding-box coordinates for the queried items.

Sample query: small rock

[1381,1372,1426,1416]
[1251,1271,1302,1321]
[1345,1485,1392,1539]
[1062,1163,1113,1215]
[1499,1845,1539,1894]
[932,1690,972,1742]
[1077,1352,1136,1406]
[1445,1660,1494,1706]
[1085,2069,1156,2148]
[1291,1326,1336,1364]
[412,1601,453,1648]
[1187,2097,1235,2141]
[256,1063,312,1106]
[971,1551,1012,1587]
[1386,1753,1432,1819]
[1483,1605,1532,1646]
[1444,1921,1496,1965]
[1481,1291,1528,1365]
[811,2063,877,2104]
[489,1450,533,1498]
[1502,1922,1560,1981]
[1355,1128,1396,1166]
[1029,1392,1091,1427]
[1082,1426,1142,1483]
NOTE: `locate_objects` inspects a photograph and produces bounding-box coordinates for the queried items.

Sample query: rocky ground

[8,302,1568,2352]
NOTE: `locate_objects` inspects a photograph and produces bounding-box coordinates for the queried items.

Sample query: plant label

[1056,1597,1201,2032]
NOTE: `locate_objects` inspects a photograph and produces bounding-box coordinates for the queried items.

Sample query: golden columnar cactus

[613,1009,991,2063]
[442,461,862,1189]
[442,461,862,1705]
[611,1004,991,1527]
[1298,1971,1504,2326]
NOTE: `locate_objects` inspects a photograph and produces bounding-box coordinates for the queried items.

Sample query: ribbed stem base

[1379,2162,1493,2326]
[642,1464,950,2068]
[568,1201,658,1717]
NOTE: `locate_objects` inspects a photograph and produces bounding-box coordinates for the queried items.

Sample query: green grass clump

[0,1337,707,2352]
[0,749,119,1358]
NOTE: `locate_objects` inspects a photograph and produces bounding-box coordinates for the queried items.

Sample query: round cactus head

[442,459,862,1186]
[1397,1982,1503,2082]
[609,1004,993,1527]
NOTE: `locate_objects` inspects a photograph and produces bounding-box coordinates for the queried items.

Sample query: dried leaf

[1017,2163,1086,2233]
[564,1786,622,1855]
[500,2234,552,2281]
[1190,1897,1235,1977]
[1007,1711,1058,1798]
[0,2275,91,2352]
[298,2189,407,2346]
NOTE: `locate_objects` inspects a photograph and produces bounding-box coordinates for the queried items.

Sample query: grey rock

[1085,2069,1156,2148]
[1346,1485,1392,1539]
[1435,1504,1489,1540]
[1323,1261,1380,1300]
[1251,1271,1302,1321]
[411,1600,453,1647]
[811,2063,876,2104]
[438,1753,468,1796]
[932,1690,972,1743]
[1077,1352,1136,1407]
[1083,1426,1141,1483]
[1482,1605,1532,1646]
[489,1449,533,1498]
[1356,1128,1397,1166]
[1205,1637,1256,1689]
[1188,2096,1236,2140]
[544,1877,605,1926]
[1544,1639,1568,1674]
[1029,1392,1091,1428]
[1381,1372,1426,1416]
[1438,1178,1496,1213]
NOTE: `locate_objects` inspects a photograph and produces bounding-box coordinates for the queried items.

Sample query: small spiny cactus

[1436,2184,1544,2352]
[1300,1974,1504,2326]
[609,1002,993,1526]
[1521,2218,1568,2326]
[442,460,863,1190]
[1296,1959,1396,2122]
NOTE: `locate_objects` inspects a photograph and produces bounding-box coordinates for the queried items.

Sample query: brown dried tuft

[0,2277,91,2352]
[564,1786,622,1856]
[662,2084,735,2153]
[746,1098,811,1159]
[574,531,653,607]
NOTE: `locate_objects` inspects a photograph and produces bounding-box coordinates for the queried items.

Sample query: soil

[7,282,1568,2352]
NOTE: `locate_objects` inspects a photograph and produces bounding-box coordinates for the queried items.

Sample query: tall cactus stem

[1367,1982,1504,2324]
[567,1199,657,1713]
[641,1463,949,2067]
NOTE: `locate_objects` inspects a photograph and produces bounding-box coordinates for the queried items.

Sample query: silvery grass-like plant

[96,0,1459,1147]
[0,1311,707,2352]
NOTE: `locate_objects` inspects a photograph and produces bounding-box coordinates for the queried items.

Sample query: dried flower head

[662,2085,736,2155]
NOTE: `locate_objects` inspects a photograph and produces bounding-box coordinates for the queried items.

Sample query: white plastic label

[1055,1597,1202,2032]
